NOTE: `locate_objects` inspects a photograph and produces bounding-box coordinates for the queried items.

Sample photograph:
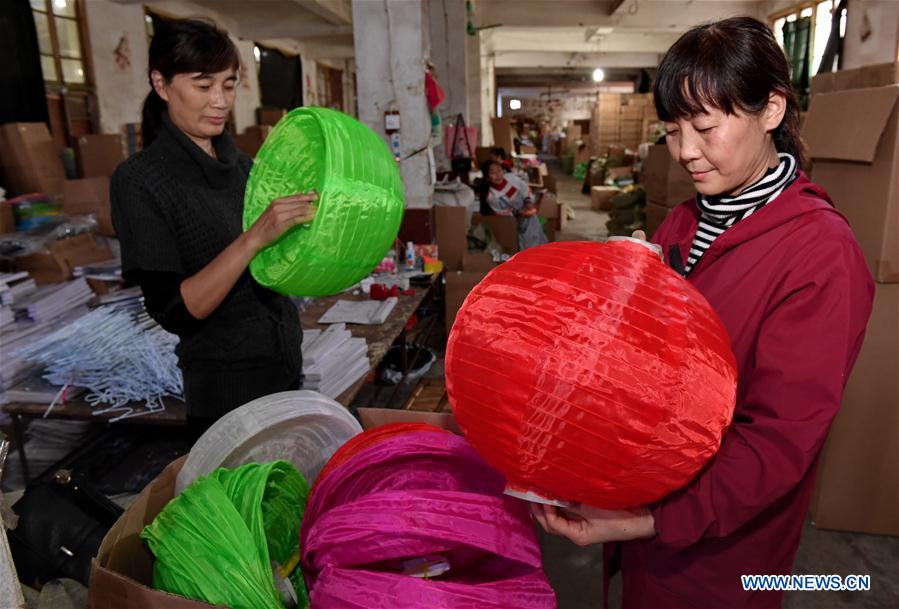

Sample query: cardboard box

[641,144,695,207]
[803,85,899,282]
[557,203,568,231]
[471,213,518,255]
[233,125,272,158]
[491,116,514,153]
[0,122,65,196]
[607,166,634,182]
[810,62,899,97]
[811,283,899,535]
[89,456,216,609]
[644,200,670,239]
[0,199,13,233]
[566,124,582,142]
[14,233,113,284]
[591,186,620,212]
[257,107,285,126]
[62,177,114,236]
[542,174,557,194]
[357,407,461,434]
[74,134,126,178]
[435,205,467,272]
[475,146,493,166]
[461,252,495,272]
[445,269,489,331]
[519,144,537,155]
[573,137,591,166]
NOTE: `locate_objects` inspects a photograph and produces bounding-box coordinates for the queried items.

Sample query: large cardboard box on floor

[803,79,899,283]
[641,144,695,208]
[62,177,114,236]
[491,116,514,153]
[89,456,218,609]
[445,268,488,331]
[0,122,65,196]
[811,283,899,536]
[74,134,126,178]
[591,186,620,211]
[234,125,273,158]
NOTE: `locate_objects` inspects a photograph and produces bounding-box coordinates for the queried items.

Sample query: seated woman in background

[477,160,548,251]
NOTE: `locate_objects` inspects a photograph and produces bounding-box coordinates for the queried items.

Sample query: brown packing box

[0,122,65,196]
[803,85,899,282]
[475,146,493,166]
[234,125,273,158]
[0,199,13,233]
[461,252,495,272]
[62,178,115,236]
[257,107,285,126]
[566,125,582,142]
[519,144,537,155]
[607,166,634,182]
[557,203,568,231]
[445,269,489,331]
[573,137,591,165]
[435,205,467,272]
[641,144,695,207]
[591,186,620,212]
[811,283,899,536]
[14,233,113,284]
[89,456,220,609]
[357,407,461,434]
[491,116,514,153]
[644,200,671,239]
[471,213,518,255]
[541,174,557,194]
[74,134,126,178]
[810,62,899,98]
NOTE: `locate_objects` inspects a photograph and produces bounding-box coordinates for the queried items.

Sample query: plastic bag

[301,426,556,608]
[142,460,310,609]
[446,239,737,509]
[244,108,405,296]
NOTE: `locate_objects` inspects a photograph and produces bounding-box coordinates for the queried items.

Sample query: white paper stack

[301,324,370,399]
[317,297,398,325]
[15,278,93,324]
[0,272,37,307]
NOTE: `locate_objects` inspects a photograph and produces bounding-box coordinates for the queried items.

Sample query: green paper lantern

[244,108,405,296]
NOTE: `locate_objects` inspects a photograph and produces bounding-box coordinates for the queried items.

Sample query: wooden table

[3,277,437,481]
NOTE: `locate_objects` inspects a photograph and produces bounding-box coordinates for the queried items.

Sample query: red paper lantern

[445,240,737,509]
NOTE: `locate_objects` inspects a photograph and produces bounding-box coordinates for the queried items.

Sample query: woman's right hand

[246,192,318,253]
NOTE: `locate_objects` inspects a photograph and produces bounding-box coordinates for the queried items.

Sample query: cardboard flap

[803,86,899,162]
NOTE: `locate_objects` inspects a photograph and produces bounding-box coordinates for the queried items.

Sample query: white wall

[466,32,483,141]
[843,0,899,69]
[84,1,149,134]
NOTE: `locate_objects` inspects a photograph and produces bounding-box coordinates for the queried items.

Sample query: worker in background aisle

[532,17,873,609]
[477,160,549,251]
[111,19,316,431]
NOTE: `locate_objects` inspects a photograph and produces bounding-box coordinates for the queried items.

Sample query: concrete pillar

[481,52,496,147]
[352,0,433,209]
[467,33,483,144]
[428,0,468,121]
[842,0,899,69]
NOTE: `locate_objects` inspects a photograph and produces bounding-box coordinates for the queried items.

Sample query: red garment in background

[605,172,874,609]
[425,71,445,112]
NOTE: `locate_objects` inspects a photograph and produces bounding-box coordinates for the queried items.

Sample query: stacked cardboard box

[234,125,273,158]
[491,116,515,154]
[61,178,114,236]
[594,93,621,153]
[804,62,899,536]
[73,134,126,178]
[0,123,65,197]
[639,144,696,238]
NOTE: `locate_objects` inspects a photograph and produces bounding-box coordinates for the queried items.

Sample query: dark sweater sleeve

[131,270,202,336]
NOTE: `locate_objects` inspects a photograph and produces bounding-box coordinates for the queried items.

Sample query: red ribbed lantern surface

[445,240,737,509]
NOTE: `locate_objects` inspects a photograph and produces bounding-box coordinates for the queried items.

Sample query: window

[31,0,89,86]
[771,1,847,108]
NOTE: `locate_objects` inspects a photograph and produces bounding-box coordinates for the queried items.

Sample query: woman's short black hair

[653,16,805,165]
[141,19,240,146]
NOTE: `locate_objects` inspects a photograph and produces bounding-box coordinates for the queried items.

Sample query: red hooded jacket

[605,172,874,608]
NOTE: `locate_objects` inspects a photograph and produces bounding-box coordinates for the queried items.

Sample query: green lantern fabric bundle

[244,108,405,296]
[141,460,310,609]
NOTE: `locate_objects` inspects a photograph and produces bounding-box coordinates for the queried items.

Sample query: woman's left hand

[531,502,655,546]
[519,205,538,217]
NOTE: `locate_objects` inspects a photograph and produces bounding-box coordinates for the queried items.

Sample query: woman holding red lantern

[533,17,873,609]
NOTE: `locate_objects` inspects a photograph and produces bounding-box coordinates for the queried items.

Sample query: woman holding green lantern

[111,19,315,428]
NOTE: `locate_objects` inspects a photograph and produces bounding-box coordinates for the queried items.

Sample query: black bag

[8,469,123,587]
[449,113,474,175]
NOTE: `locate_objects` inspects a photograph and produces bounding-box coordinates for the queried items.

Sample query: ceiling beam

[494,51,661,69]
[291,0,352,25]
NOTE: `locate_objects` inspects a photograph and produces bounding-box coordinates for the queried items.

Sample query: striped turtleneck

[686,153,798,274]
